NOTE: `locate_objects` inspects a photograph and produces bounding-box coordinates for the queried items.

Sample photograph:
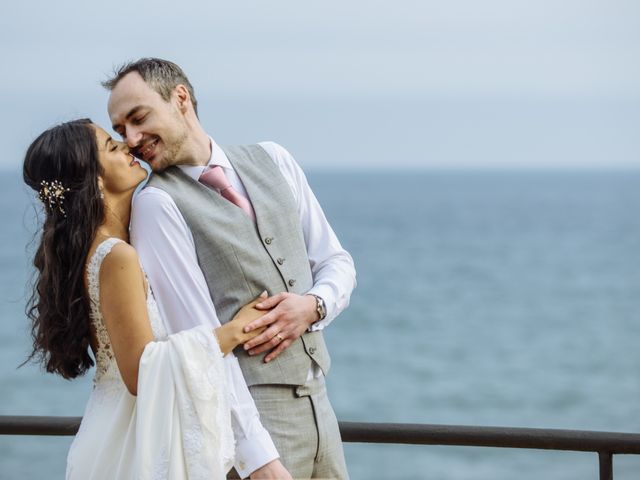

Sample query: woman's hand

[215,292,269,355]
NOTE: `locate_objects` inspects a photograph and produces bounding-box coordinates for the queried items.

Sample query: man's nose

[125,127,142,148]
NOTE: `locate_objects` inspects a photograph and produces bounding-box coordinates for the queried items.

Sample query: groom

[103,58,355,479]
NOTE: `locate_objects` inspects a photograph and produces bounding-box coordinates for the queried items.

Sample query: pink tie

[199,165,256,221]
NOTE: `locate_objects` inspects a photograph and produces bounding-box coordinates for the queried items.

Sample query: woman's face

[93,125,147,195]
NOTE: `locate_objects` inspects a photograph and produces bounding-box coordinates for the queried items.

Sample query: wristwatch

[308,294,327,321]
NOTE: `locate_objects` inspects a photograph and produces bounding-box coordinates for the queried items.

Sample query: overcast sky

[1,0,639,170]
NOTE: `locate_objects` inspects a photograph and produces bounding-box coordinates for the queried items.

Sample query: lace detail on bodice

[87,238,167,385]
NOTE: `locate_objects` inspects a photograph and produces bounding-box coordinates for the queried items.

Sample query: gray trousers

[229,376,349,479]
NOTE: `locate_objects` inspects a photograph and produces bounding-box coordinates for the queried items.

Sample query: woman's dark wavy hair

[23,119,105,379]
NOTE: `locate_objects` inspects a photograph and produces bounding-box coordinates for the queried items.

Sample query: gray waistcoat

[148,144,330,386]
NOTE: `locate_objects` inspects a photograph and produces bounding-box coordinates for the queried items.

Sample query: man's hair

[102,58,198,115]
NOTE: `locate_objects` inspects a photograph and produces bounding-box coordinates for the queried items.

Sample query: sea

[1,169,639,479]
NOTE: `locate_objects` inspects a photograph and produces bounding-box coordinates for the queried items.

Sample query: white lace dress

[66,238,234,480]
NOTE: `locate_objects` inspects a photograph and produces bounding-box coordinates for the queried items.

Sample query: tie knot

[199,165,231,191]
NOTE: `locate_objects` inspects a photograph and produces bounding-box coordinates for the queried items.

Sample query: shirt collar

[178,137,232,181]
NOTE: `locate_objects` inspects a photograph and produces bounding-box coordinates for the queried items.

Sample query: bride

[23,119,269,479]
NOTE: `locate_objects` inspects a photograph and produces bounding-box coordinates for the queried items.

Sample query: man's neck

[175,128,212,167]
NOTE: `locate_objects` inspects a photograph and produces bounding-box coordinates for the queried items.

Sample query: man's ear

[174,84,191,113]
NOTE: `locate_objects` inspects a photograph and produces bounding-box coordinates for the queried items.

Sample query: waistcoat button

[264,237,273,245]
[277,257,285,265]
[309,347,316,355]
[288,279,296,287]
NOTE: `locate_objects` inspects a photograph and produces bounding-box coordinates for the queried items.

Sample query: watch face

[317,297,327,320]
[311,294,326,320]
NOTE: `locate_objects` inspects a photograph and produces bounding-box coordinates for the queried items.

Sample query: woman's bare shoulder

[99,241,142,278]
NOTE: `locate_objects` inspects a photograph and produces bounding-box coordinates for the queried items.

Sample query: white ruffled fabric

[66,238,234,479]
[136,326,235,479]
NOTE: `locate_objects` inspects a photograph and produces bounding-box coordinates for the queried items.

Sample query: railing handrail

[339,421,640,454]
[0,415,81,436]
[2,415,640,455]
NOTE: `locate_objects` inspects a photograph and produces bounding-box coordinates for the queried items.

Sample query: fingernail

[256,303,263,308]
[244,344,250,350]
[260,290,268,297]
[244,327,250,333]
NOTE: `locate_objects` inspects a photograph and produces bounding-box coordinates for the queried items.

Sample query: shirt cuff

[234,427,280,478]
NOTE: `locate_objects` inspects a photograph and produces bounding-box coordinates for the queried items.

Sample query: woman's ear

[97,176,105,197]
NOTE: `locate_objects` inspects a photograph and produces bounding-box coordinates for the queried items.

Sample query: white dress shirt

[130,138,356,477]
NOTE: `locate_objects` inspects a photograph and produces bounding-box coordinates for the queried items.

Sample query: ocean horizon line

[1,165,639,176]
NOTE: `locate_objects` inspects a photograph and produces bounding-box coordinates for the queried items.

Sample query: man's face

[107,72,188,172]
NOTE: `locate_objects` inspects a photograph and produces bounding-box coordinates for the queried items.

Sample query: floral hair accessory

[38,180,71,217]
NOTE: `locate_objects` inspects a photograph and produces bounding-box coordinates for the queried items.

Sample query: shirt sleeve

[258,141,357,330]
[130,186,279,478]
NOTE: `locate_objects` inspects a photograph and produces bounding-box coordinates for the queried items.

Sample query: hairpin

[38,180,71,217]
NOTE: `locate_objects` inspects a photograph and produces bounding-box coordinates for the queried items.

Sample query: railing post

[599,452,612,480]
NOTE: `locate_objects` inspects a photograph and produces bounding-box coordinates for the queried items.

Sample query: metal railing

[3,416,640,480]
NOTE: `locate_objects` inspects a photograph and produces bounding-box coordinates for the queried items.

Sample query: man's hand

[249,459,293,479]
[242,292,318,362]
